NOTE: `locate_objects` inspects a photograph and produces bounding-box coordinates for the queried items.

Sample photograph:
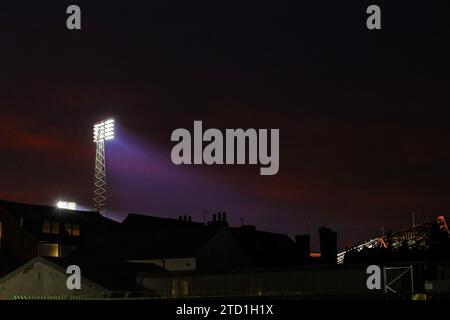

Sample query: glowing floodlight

[56,201,77,210]
[93,119,115,142]
[93,118,116,215]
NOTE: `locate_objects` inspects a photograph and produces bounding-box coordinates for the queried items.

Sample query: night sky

[1,1,450,248]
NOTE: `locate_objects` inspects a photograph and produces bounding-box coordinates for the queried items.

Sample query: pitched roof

[74,224,224,260]
[0,256,165,292]
[0,199,118,237]
[0,256,106,292]
[230,226,299,266]
[0,200,113,224]
[47,257,165,291]
[122,213,204,230]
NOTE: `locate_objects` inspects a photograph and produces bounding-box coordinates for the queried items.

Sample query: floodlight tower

[93,119,115,215]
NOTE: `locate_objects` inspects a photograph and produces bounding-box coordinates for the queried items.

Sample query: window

[64,223,80,237]
[42,221,60,234]
[51,221,59,234]
[64,222,72,235]
[72,224,80,236]
[38,243,60,257]
[42,221,51,233]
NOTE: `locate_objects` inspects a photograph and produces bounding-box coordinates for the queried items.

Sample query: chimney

[319,226,337,265]
[178,216,183,221]
[295,235,310,262]
[188,216,192,222]
[223,212,227,222]
[213,214,217,222]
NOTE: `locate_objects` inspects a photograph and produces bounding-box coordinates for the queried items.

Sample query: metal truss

[384,265,414,295]
[337,238,387,264]
[94,140,107,215]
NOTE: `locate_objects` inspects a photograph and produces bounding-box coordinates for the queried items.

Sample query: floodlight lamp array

[56,201,77,210]
[93,119,115,143]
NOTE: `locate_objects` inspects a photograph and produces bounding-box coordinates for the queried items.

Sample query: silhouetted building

[76,213,302,271]
[0,256,164,299]
[0,200,119,276]
[295,235,310,262]
[3,199,450,299]
[122,213,204,231]
[230,225,300,267]
[74,223,250,272]
[319,226,337,265]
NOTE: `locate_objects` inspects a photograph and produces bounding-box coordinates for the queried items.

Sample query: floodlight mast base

[94,139,107,215]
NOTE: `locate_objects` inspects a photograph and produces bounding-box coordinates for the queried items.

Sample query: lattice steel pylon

[93,119,115,215]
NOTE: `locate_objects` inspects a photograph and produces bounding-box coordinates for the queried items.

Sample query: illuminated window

[51,221,60,234]
[42,221,51,233]
[64,223,80,237]
[38,243,60,257]
[64,223,72,235]
[72,224,80,237]
[43,221,60,234]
